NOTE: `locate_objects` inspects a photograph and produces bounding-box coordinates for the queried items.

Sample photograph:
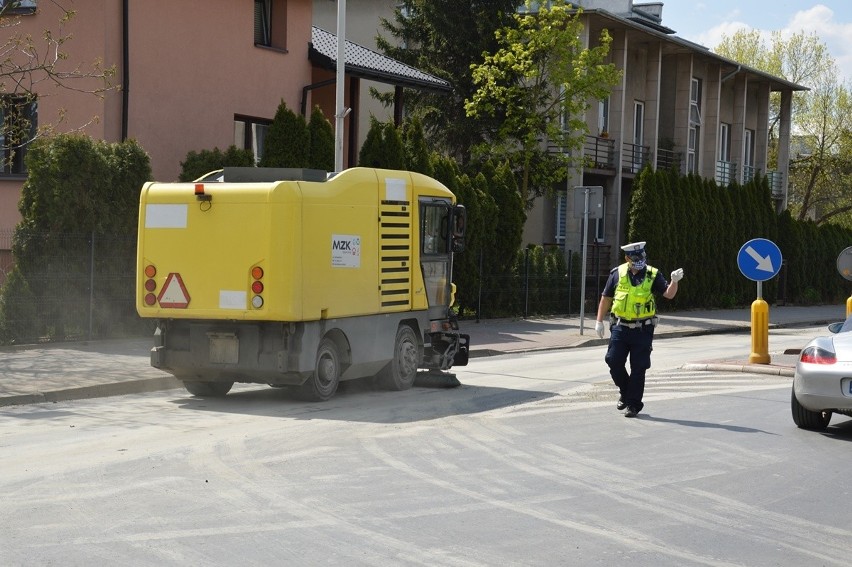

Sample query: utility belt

[610,315,658,329]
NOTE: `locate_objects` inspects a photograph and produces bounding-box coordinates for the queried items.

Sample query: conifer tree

[307,106,335,171]
[402,116,434,176]
[259,100,309,168]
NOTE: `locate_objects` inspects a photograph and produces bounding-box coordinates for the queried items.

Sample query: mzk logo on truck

[136,167,469,402]
[332,234,361,268]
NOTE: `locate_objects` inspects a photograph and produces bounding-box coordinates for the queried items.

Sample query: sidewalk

[0,304,844,407]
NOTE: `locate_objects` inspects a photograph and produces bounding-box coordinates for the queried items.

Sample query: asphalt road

[2,329,849,566]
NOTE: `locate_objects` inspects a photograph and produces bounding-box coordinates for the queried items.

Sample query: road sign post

[737,238,783,365]
[573,186,602,335]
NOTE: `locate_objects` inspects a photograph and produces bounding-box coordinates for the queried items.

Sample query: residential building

[311,1,805,270]
[525,0,806,267]
[0,0,447,283]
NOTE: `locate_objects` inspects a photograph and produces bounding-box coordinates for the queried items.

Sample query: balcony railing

[743,165,757,184]
[656,147,682,172]
[584,134,615,169]
[548,134,616,170]
[716,160,738,185]
[622,142,650,173]
[767,170,784,197]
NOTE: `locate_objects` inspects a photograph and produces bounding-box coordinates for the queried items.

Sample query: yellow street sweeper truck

[136,167,468,400]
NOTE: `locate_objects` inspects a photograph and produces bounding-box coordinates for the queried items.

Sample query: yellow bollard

[847,295,852,318]
[749,298,770,364]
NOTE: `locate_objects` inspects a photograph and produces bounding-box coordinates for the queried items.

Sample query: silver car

[791,318,852,431]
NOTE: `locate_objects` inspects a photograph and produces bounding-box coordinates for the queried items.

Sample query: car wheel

[183,380,234,397]
[378,325,420,391]
[298,338,341,401]
[790,386,832,431]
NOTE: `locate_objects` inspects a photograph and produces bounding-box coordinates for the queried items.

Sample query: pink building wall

[1,0,314,240]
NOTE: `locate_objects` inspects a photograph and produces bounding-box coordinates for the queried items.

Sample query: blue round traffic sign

[737,238,782,282]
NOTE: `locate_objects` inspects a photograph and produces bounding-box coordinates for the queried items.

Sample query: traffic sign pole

[737,239,782,365]
[749,298,770,364]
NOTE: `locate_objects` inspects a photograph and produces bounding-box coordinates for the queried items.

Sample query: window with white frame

[633,100,645,172]
[744,129,754,167]
[743,128,755,182]
[555,190,605,245]
[687,77,702,174]
[556,191,567,244]
[598,98,609,136]
[234,115,271,164]
[595,198,606,243]
[718,122,733,183]
[719,123,731,162]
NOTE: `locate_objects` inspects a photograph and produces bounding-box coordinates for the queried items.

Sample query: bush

[260,99,310,168]
[308,105,335,171]
[179,145,254,182]
[0,268,37,344]
[1,134,151,344]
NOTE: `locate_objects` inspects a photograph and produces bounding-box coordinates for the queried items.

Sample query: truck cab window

[422,203,449,255]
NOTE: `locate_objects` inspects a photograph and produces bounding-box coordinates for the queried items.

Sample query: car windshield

[838,315,852,333]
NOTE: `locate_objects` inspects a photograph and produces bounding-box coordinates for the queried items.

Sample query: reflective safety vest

[611,263,658,320]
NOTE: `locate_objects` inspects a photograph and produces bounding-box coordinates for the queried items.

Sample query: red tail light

[250,265,264,309]
[799,346,836,365]
[144,264,158,305]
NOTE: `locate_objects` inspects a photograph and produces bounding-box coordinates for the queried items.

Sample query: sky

[657,1,852,83]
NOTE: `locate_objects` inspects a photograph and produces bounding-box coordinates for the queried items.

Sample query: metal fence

[0,231,607,345]
[459,246,610,322]
[0,231,152,345]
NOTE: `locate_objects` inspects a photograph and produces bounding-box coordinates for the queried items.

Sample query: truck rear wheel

[378,325,420,391]
[183,380,233,397]
[299,338,341,401]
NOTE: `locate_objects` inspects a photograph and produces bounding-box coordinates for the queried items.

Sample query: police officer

[594,242,684,417]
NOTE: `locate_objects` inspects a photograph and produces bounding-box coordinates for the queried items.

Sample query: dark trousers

[605,323,654,410]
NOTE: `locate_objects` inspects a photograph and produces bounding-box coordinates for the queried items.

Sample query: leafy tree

[308,105,335,171]
[376,0,518,162]
[179,146,254,181]
[259,99,310,168]
[0,3,116,170]
[715,29,852,225]
[465,0,622,199]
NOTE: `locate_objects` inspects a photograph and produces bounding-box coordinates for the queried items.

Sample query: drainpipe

[721,65,741,82]
[121,0,129,141]
[301,78,336,117]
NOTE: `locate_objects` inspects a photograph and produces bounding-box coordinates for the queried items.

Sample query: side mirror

[452,205,466,237]
[451,205,466,253]
[828,322,845,334]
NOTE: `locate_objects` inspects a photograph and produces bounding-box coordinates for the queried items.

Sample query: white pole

[334,0,347,172]
[579,188,590,335]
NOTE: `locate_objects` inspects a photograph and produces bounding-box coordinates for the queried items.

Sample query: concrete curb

[0,376,183,407]
[681,363,794,378]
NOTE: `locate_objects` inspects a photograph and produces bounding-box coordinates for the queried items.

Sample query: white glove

[670,268,684,283]
[594,320,605,339]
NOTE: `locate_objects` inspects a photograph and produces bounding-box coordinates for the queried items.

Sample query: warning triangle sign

[158,273,191,308]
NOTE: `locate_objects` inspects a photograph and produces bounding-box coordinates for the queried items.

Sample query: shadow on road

[637,413,779,435]
[171,380,557,424]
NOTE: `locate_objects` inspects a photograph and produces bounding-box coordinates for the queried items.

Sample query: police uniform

[600,242,669,416]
